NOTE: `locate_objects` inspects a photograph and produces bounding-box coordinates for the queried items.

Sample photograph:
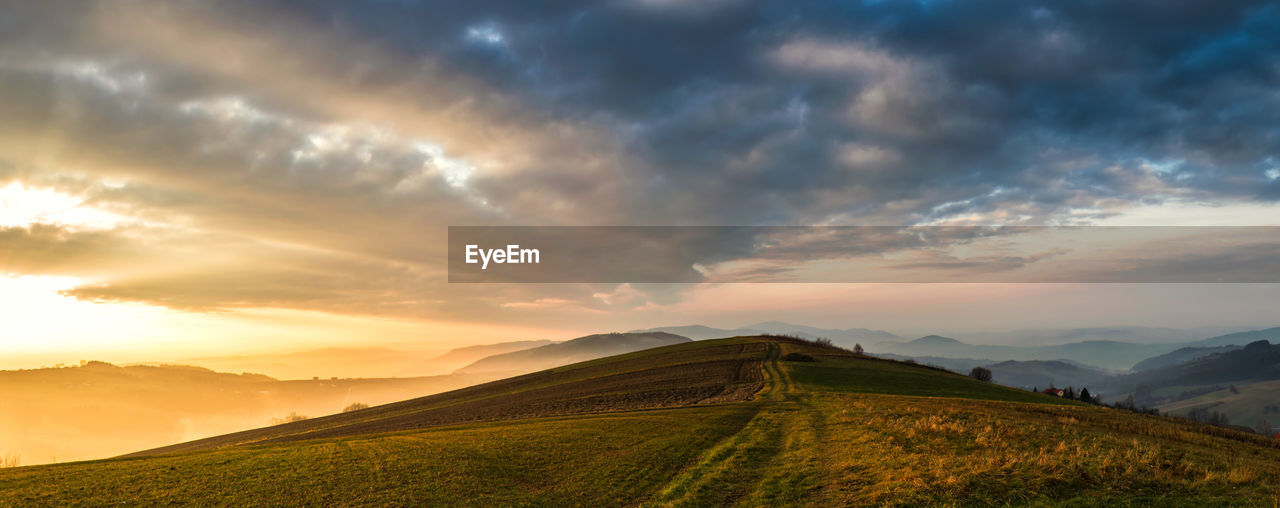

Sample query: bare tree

[1,453,19,468]
[969,366,993,382]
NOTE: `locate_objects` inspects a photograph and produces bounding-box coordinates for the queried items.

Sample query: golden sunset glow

[3,4,1280,504]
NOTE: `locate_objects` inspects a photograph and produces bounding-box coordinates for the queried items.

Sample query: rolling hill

[956,326,1244,346]
[984,360,1113,391]
[1100,340,1280,405]
[628,324,767,340]
[3,336,1279,505]
[876,335,1195,371]
[1187,327,1280,348]
[1132,345,1243,372]
[872,353,993,373]
[453,331,690,374]
[631,321,899,347]
[869,354,1113,393]
[631,325,1280,372]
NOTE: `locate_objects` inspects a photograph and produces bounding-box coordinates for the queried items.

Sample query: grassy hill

[3,337,1279,505]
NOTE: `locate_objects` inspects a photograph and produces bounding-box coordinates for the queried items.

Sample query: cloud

[3,0,1279,324]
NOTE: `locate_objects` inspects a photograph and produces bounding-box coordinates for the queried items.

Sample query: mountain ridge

[454,332,692,375]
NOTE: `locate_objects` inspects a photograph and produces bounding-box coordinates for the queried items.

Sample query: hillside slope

[3,337,1279,506]
[126,338,758,456]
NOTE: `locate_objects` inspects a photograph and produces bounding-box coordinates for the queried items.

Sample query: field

[3,337,1279,506]
[1158,379,1280,432]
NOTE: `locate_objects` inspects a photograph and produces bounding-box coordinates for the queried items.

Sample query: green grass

[3,336,1279,506]
[781,347,1077,405]
[0,406,759,506]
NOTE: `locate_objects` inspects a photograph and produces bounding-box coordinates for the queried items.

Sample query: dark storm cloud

[3,0,1279,316]
[270,0,1280,223]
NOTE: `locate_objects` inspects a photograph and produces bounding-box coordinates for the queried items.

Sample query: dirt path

[645,341,824,506]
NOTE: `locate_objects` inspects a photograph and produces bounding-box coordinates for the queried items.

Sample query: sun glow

[0,274,570,368]
[0,182,132,230]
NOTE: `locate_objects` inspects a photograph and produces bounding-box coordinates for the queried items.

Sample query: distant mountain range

[953,326,1252,346]
[866,355,1115,394]
[454,332,691,375]
[872,336,1175,371]
[630,322,898,348]
[873,327,1280,371]
[181,347,446,380]
[1100,340,1280,402]
[397,340,556,377]
[630,323,1280,368]
[1189,328,1280,348]
[1132,345,1243,372]
[868,332,1280,422]
[984,360,1112,391]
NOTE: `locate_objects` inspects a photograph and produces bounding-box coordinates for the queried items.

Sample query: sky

[3,0,1280,361]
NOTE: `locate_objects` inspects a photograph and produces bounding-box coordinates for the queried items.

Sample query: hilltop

[453,331,690,374]
[631,322,898,347]
[3,336,1279,505]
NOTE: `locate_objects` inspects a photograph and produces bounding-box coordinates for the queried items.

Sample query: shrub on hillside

[343,402,370,413]
[782,353,818,362]
[270,412,309,425]
[969,366,993,382]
